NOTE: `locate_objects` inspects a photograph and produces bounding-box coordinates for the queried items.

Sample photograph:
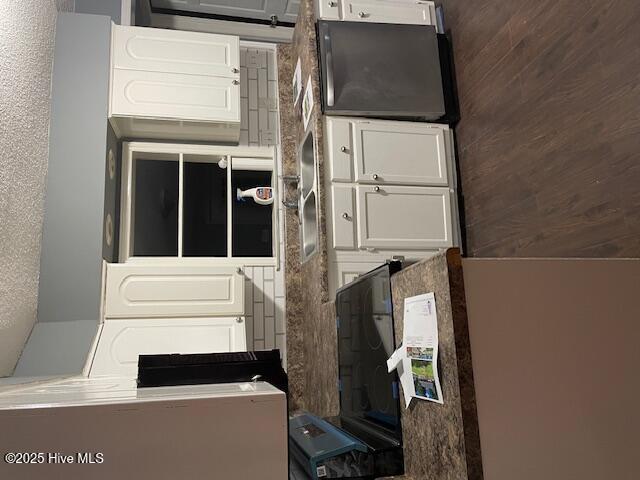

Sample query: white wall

[0,0,58,376]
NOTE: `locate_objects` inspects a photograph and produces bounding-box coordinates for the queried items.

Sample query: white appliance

[0,376,287,479]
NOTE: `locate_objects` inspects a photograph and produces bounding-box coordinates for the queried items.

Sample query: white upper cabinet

[109,25,241,142]
[112,25,239,77]
[356,185,453,250]
[104,264,245,319]
[90,316,247,377]
[352,120,448,186]
[318,0,436,25]
[111,70,240,123]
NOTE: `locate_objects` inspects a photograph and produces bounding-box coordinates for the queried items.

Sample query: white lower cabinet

[356,185,453,250]
[317,0,436,25]
[324,116,460,295]
[90,317,247,377]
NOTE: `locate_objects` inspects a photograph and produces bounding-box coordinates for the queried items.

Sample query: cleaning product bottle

[236,187,274,205]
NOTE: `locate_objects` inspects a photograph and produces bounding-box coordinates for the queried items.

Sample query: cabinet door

[104,264,244,318]
[353,121,448,186]
[111,69,240,123]
[341,0,435,25]
[90,317,247,377]
[151,0,295,23]
[326,117,353,182]
[331,185,356,249]
[112,24,240,78]
[356,185,452,249]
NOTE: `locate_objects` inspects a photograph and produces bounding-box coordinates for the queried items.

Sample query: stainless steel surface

[300,192,318,262]
[297,128,318,264]
[323,30,334,107]
[299,129,315,198]
[317,21,445,119]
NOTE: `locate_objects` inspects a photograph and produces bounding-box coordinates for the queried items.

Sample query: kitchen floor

[447,0,640,257]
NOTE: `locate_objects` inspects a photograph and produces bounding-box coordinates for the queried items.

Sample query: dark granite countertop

[277,2,482,477]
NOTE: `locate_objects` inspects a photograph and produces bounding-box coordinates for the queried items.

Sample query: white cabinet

[109,25,241,142]
[317,0,436,25]
[323,116,460,294]
[90,317,246,377]
[356,185,452,249]
[326,117,450,185]
[104,263,245,318]
[111,25,239,77]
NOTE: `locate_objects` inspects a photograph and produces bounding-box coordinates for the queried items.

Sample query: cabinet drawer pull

[328,0,337,5]
[372,173,379,180]
[232,67,239,74]
[374,186,380,192]
[358,11,368,18]
[232,79,240,85]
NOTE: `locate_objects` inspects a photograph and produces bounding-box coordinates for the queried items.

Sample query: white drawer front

[331,185,356,249]
[341,0,435,25]
[317,0,340,19]
[356,185,452,249]
[105,264,244,318]
[90,317,247,377]
[353,121,448,186]
[112,24,239,77]
[111,69,240,123]
[326,117,353,182]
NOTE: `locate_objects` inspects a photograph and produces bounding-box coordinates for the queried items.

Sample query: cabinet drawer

[356,185,452,249]
[90,317,246,377]
[326,117,353,182]
[111,69,240,123]
[331,185,356,249]
[353,121,448,186]
[104,264,245,318]
[341,0,435,25]
[112,24,240,78]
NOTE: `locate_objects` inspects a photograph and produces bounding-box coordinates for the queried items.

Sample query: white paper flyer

[387,292,444,407]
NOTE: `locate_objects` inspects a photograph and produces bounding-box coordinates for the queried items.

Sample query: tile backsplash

[239,43,287,368]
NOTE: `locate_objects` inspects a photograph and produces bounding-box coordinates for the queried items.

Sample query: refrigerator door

[318,21,445,119]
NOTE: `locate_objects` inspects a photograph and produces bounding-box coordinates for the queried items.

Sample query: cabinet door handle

[358,11,369,18]
[328,0,337,5]
[340,146,348,153]
[232,67,239,74]
[232,79,240,85]
[372,173,379,180]
[342,212,350,220]
[374,186,380,192]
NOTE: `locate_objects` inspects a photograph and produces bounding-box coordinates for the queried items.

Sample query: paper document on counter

[387,292,444,407]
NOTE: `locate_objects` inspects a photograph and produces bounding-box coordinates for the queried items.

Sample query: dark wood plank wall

[446,0,640,257]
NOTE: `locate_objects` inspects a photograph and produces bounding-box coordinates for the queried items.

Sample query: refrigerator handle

[323,31,335,107]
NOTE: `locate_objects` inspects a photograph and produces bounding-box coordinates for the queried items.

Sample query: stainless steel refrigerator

[317,20,451,121]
